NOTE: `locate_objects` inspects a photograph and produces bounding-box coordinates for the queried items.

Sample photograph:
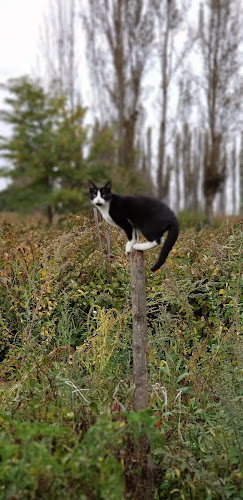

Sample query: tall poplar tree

[153,0,193,199]
[40,0,79,109]
[83,0,154,171]
[240,133,243,215]
[199,0,241,224]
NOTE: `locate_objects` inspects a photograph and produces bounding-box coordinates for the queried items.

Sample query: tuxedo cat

[89,181,179,272]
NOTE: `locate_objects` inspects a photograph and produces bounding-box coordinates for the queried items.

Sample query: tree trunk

[128,249,154,500]
[47,204,53,224]
[240,133,243,215]
[93,208,104,252]
[205,192,214,227]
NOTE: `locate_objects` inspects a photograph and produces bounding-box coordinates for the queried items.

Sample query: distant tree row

[144,123,241,217]
[0,0,242,223]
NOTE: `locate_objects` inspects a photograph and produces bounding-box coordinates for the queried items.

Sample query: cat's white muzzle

[93,191,105,206]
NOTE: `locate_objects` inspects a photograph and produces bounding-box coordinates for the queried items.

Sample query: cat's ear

[89,181,97,191]
[104,181,112,191]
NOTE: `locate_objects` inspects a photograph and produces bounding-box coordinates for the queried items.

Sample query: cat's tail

[151,219,179,272]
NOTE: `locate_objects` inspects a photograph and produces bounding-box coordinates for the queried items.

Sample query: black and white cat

[89,181,179,272]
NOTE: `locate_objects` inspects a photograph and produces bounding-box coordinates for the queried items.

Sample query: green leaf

[176,372,192,384]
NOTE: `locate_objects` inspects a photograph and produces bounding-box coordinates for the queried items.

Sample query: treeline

[0,0,242,224]
[154,125,241,216]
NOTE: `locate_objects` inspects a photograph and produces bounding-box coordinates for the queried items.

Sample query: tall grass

[0,214,242,499]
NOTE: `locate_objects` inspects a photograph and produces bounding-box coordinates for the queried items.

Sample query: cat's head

[89,181,112,206]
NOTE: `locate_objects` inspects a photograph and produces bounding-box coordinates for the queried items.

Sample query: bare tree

[155,0,172,199]
[83,0,154,170]
[174,131,181,213]
[231,141,237,215]
[240,133,243,215]
[192,128,204,213]
[173,124,203,214]
[182,122,192,210]
[218,145,227,214]
[153,0,193,200]
[40,0,80,108]
[199,0,241,225]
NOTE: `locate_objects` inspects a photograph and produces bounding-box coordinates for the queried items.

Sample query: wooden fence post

[93,209,111,260]
[130,249,148,410]
[93,208,103,252]
[129,248,154,500]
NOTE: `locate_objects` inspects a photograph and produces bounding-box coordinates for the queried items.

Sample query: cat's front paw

[126,240,134,254]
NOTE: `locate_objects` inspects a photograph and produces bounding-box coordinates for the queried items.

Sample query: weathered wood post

[129,249,154,500]
[130,249,148,410]
[93,208,103,252]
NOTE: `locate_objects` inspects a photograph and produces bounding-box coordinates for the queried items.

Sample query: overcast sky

[0,0,49,81]
[0,0,51,188]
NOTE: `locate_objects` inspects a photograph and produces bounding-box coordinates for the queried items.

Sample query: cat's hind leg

[133,241,158,251]
[133,236,164,251]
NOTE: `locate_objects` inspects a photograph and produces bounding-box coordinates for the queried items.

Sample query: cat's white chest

[97,203,118,228]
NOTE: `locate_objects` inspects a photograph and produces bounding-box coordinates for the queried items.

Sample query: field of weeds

[0,214,242,499]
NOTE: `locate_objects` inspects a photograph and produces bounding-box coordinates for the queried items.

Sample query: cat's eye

[101,190,110,199]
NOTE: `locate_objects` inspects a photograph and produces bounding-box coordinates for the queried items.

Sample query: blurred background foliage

[0,77,148,222]
[0,0,242,225]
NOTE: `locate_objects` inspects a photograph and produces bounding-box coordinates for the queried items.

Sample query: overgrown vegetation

[0,213,242,499]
